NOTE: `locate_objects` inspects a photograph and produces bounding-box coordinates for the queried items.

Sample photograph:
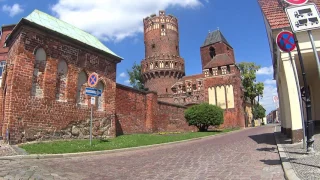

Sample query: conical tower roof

[201,30,232,48]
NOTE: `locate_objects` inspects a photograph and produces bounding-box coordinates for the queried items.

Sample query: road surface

[0,126,284,180]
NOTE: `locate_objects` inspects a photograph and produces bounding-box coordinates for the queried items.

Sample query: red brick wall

[115,84,147,135]
[141,11,185,99]
[155,101,197,132]
[0,25,15,57]
[115,84,196,135]
[200,42,235,70]
[2,25,119,144]
[0,25,15,136]
[203,68,245,128]
[143,11,179,57]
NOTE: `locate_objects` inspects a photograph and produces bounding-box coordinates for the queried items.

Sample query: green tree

[237,62,264,107]
[253,104,266,119]
[127,62,148,91]
[184,103,224,132]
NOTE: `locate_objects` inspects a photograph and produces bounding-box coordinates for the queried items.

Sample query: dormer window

[172,87,177,94]
[221,66,227,75]
[212,68,218,76]
[209,47,216,58]
[204,69,209,77]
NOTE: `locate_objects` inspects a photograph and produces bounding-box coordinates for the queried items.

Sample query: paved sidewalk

[0,141,17,157]
[0,126,284,180]
[274,126,320,180]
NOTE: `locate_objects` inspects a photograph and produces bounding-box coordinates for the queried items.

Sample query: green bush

[184,103,224,132]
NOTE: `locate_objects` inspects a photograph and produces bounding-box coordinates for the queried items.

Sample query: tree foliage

[127,62,148,91]
[253,104,266,119]
[237,62,264,105]
[184,103,224,132]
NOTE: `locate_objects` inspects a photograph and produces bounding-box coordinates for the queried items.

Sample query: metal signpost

[276,30,306,150]
[285,3,320,78]
[285,1,317,153]
[86,73,101,146]
[284,0,308,6]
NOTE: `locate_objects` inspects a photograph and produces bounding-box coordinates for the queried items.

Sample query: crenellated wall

[142,10,185,100]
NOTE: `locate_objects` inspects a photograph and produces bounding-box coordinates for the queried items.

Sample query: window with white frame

[0,61,6,78]
[221,66,227,75]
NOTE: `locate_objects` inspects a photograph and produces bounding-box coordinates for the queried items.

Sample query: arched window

[209,47,216,59]
[31,48,47,97]
[56,60,68,100]
[96,81,105,110]
[77,71,88,104]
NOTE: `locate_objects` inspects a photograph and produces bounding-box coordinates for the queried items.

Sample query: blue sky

[0,0,278,114]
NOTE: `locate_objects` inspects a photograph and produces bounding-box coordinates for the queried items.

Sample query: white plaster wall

[208,87,216,105]
[216,86,226,109]
[226,85,235,109]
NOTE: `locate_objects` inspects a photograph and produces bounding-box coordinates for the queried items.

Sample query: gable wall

[2,25,118,144]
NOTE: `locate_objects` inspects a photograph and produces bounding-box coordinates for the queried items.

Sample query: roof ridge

[202,29,232,48]
[22,9,122,59]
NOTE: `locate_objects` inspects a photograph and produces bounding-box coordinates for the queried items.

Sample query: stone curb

[273,127,301,180]
[0,127,253,160]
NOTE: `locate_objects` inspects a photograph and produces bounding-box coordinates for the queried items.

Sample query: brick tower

[141,10,185,102]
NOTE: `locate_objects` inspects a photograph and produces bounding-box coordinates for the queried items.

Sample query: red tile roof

[181,74,204,81]
[203,54,234,69]
[258,0,320,30]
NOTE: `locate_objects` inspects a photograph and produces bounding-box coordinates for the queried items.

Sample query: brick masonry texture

[115,84,197,135]
[258,0,320,30]
[0,126,285,180]
[1,25,118,144]
[139,10,246,130]
[0,25,14,136]
[200,42,235,70]
[203,71,245,128]
[141,10,185,97]
[0,9,246,144]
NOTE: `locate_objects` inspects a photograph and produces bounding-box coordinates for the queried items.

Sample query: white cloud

[124,79,131,85]
[51,0,203,42]
[264,79,276,85]
[257,66,273,76]
[119,72,127,78]
[259,85,279,115]
[2,4,24,17]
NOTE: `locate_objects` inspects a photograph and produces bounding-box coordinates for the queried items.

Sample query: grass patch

[20,128,239,154]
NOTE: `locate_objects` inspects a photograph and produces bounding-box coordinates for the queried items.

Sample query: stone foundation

[281,127,285,134]
[21,118,112,142]
[286,128,292,138]
[291,129,303,144]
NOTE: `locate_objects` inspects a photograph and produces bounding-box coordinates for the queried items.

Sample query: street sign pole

[276,30,309,151]
[87,73,99,146]
[307,30,320,78]
[90,103,93,146]
[288,51,306,149]
[293,32,314,153]
[285,3,317,153]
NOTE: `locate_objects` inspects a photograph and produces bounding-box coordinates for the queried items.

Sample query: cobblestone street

[0,126,284,180]
[275,127,320,180]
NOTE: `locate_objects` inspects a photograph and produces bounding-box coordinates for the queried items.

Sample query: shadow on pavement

[260,159,281,165]
[256,147,277,152]
[291,161,320,169]
[274,132,292,144]
[249,133,276,145]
